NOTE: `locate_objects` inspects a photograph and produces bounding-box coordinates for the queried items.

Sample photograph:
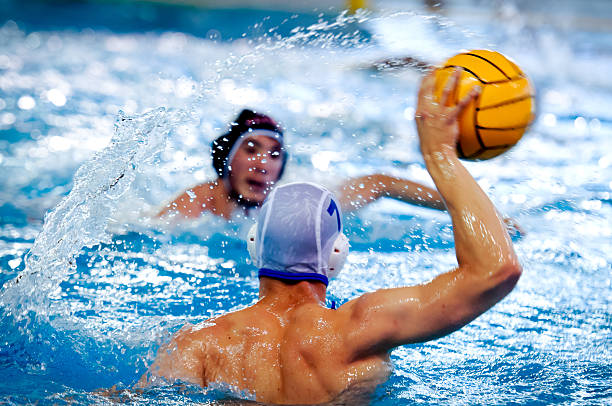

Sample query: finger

[416,71,437,119]
[418,70,437,101]
[440,68,461,107]
[449,85,480,119]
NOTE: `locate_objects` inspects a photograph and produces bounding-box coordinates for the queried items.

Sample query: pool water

[1,0,611,404]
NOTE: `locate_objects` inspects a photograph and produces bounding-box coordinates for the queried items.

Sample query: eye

[270,150,281,159]
[243,141,257,154]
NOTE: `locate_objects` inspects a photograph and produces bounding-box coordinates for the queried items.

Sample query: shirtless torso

[139,280,392,404]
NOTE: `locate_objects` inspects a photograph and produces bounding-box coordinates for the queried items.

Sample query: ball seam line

[465,52,512,81]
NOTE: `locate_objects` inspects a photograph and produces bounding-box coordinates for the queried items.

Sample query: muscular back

[144,298,391,404]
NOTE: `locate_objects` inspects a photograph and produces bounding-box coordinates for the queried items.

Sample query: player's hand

[415,68,480,155]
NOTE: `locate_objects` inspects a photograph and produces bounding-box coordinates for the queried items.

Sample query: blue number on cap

[327,199,341,232]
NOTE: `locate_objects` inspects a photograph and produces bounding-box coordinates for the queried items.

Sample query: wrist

[421,144,458,165]
[421,145,464,188]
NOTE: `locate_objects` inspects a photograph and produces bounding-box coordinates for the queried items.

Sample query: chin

[239,191,267,205]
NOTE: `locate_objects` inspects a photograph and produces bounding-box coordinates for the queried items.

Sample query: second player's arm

[338,174,445,212]
[338,173,524,235]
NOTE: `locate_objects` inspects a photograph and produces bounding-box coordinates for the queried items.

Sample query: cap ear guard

[246,223,349,279]
[327,232,349,279]
[247,224,258,265]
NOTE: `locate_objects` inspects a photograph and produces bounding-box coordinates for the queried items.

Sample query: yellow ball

[433,50,536,160]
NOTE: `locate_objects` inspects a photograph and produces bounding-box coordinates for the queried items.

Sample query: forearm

[422,145,519,274]
[382,175,445,210]
[338,174,445,212]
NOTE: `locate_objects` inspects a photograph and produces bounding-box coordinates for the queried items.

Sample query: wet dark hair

[211,109,287,178]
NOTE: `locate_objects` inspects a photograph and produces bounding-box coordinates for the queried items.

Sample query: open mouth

[247,179,266,190]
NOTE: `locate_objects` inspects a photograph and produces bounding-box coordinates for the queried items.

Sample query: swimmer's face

[228,135,283,204]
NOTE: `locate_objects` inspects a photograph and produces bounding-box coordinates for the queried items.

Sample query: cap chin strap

[247,224,349,281]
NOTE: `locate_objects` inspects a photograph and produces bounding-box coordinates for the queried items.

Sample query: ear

[247,224,258,265]
[328,233,349,279]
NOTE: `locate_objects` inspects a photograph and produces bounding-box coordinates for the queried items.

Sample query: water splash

[0,107,187,320]
[255,9,372,50]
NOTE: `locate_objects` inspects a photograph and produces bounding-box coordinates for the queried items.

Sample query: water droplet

[17,95,36,110]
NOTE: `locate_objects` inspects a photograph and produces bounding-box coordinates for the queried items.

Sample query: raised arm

[339,69,522,357]
[338,174,445,212]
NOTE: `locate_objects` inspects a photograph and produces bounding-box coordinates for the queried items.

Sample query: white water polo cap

[247,182,349,286]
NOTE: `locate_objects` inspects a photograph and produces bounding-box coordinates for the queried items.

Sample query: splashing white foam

[0,107,187,321]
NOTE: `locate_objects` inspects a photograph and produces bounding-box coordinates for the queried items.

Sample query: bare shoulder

[287,303,351,350]
[290,302,339,325]
[165,319,221,356]
[186,312,242,338]
[287,299,389,338]
[158,181,218,218]
[284,302,392,396]
[198,306,278,338]
[183,181,218,206]
[139,320,218,387]
[190,181,217,197]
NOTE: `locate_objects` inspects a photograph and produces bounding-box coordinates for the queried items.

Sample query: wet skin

[143,70,522,404]
[138,279,392,404]
[227,135,283,204]
[158,135,282,219]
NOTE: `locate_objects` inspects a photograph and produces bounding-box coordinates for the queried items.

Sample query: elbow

[451,261,522,329]
[489,260,522,298]
[501,260,522,282]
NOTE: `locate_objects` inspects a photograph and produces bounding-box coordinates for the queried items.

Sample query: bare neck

[258,277,327,309]
[208,179,239,218]
[208,179,260,219]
